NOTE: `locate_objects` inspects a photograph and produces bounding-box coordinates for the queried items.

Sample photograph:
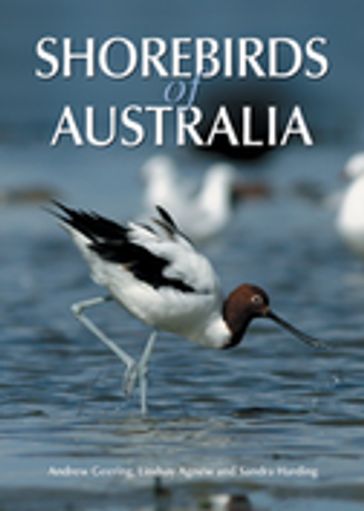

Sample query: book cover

[1,1,364,510]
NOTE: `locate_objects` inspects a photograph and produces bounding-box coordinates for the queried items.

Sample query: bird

[141,155,269,244]
[336,152,364,256]
[50,201,326,415]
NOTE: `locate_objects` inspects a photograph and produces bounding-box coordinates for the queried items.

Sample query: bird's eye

[251,294,263,306]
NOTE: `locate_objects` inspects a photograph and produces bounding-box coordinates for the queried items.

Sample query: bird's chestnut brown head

[224,284,270,320]
[223,283,326,349]
[223,284,270,347]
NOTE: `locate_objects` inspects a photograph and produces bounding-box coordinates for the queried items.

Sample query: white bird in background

[336,152,364,256]
[51,202,325,415]
[141,155,269,244]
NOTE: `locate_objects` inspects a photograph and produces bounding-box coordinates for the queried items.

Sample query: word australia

[50,104,313,148]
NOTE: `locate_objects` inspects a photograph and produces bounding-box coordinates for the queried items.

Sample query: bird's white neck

[186,312,231,349]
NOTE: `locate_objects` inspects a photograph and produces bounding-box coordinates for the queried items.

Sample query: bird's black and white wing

[51,202,222,333]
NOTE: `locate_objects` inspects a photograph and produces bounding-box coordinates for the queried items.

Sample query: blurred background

[1,1,364,510]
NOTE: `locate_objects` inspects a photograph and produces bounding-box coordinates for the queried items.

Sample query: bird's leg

[123,331,157,415]
[72,296,156,413]
[71,296,135,371]
[138,331,157,415]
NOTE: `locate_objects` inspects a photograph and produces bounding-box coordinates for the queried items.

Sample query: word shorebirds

[51,201,326,415]
[141,155,269,244]
[336,152,364,256]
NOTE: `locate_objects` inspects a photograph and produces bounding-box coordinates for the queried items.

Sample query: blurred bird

[51,202,326,415]
[336,152,364,256]
[141,155,270,244]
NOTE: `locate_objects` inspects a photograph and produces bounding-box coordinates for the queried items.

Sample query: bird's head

[341,152,364,181]
[140,155,177,184]
[223,284,326,349]
[204,163,237,190]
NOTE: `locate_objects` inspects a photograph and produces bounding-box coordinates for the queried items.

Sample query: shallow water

[1,141,364,510]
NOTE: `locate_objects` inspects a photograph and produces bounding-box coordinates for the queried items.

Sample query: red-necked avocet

[51,201,326,414]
